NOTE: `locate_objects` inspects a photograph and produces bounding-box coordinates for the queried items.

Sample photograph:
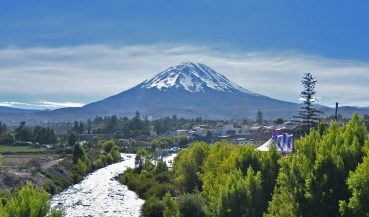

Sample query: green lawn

[0,146,47,153]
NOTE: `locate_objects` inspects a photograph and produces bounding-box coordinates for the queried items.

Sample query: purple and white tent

[257,133,294,153]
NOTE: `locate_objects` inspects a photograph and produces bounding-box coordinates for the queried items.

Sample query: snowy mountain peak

[140,62,256,94]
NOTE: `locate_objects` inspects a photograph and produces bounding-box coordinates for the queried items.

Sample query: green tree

[0,121,7,136]
[256,110,264,126]
[273,118,285,125]
[141,197,164,217]
[106,115,118,133]
[174,142,209,192]
[264,186,299,217]
[217,167,264,217]
[340,148,369,216]
[135,148,152,172]
[67,132,79,147]
[87,119,92,134]
[15,121,33,142]
[295,73,321,133]
[110,145,121,163]
[0,203,8,217]
[265,113,368,217]
[6,183,51,217]
[75,157,90,175]
[102,140,115,153]
[72,143,86,164]
[177,192,206,217]
[0,132,15,145]
[78,122,84,134]
[163,192,180,217]
[33,127,57,144]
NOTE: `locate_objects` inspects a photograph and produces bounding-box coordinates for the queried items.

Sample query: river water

[51,154,144,217]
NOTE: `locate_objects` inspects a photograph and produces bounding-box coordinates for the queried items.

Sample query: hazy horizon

[1,1,368,109]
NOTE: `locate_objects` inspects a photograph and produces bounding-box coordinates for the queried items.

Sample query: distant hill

[1,62,368,125]
[0,106,37,114]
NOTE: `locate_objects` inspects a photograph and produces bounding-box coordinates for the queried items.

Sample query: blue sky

[0,0,369,109]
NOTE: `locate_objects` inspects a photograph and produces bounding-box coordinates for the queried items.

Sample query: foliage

[295,73,321,133]
[32,127,57,144]
[120,113,368,217]
[201,142,279,217]
[141,197,164,217]
[265,113,368,217]
[102,140,115,153]
[12,122,57,144]
[177,192,206,217]
[163,192,180,217]
[135,148,149,172]
[71,121,85,134]
[93,112,150,138]
[2,182,60,217]
[256,110,264,126]
[120,163,173,200]
[41,171,70,190]
[0,132,16,145]
[150,136,188,152]
[72,143,86,164]
[217,167,264,217]
[15,121,33,142]
[0,121,7,136]
[47,209,62,217]
[110,145,121,162]
[273,118,285,125]
[340,148,369,216]
[67,132,79,147]
[174,142,209,192]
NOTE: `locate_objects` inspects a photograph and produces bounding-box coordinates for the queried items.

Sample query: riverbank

[0,152,72,195]
[51,153,144,217]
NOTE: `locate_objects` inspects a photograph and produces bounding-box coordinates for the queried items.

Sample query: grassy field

[1,154,59,168]
[0,146,47,154]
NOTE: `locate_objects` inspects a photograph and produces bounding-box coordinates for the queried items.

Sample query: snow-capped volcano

[1,62,365,124]
[41,62,301,120]
[139,62,255,94]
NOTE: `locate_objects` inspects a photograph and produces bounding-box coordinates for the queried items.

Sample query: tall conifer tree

[295,73,321,133]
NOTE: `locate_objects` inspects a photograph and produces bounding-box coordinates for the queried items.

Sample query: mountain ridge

[0,62,368,124]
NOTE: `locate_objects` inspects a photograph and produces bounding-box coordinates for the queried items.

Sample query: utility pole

[334,102,339,121]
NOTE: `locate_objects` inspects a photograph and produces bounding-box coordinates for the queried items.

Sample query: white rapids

[51,153,144,217]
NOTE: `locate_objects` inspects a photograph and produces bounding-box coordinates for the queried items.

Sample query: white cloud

[0,101,84,109]
[0,44,368,108]
[37,101,85,108]
[0,101,35,107]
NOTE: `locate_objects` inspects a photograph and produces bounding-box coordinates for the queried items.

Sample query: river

[51,153,144,217]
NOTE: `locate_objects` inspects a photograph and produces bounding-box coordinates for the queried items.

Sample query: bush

[177,193,206,217]
[111,146,121,162]
[42,182,57,195]
[6,183,50,217]
[0,132,16,145]
[72,143,86,164]
[141,197,164,217]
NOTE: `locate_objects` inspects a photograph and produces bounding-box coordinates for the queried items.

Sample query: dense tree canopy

[4,121,58,145]
[266,113,368,217]
[121,113,368,217]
